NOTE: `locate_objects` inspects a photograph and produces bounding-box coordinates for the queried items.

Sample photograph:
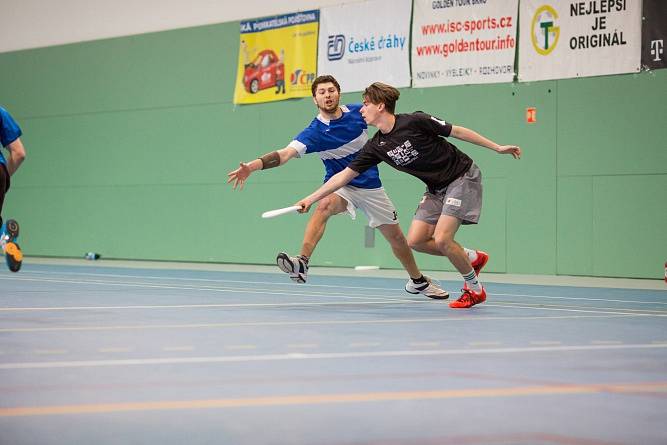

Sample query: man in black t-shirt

[296,82,521,309]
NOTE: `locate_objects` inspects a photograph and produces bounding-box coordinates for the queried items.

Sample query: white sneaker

[276,252,309,283]
[405,276,449,299]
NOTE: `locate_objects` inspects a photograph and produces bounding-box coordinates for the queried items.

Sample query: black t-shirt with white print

[348,112,473,193]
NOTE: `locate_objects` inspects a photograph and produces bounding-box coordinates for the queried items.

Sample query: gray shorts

[414,163,482,225]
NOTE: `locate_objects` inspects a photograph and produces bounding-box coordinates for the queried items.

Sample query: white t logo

[651,40,664,62]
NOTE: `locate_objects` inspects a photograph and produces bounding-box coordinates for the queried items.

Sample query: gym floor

[1,259,666,445]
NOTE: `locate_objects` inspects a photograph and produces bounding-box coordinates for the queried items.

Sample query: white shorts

[334,185,398,228]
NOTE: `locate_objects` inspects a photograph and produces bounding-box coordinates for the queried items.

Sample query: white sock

[462,269,482,293]
[463,248,478,263]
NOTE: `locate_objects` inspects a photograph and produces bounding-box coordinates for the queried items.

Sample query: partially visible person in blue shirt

[0,106,26,272]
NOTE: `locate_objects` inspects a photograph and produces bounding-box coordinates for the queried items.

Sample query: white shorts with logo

[414,163,483,225]
[334,185,398,228]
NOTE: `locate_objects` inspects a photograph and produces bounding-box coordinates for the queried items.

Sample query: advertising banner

[519,0,641,82]
[317,0,412,92]
[412,0,519,87]
[641,0,667,70]
[233,11,319,104]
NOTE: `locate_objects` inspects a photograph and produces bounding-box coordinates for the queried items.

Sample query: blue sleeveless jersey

[288,104,381,189]
[0,107,22,166]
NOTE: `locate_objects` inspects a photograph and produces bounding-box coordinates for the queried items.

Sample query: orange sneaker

[5,242,23,272]
[449,287,486,309]
[471,250,489,276]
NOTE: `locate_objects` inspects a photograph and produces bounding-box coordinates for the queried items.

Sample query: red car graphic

[243,49,285,94]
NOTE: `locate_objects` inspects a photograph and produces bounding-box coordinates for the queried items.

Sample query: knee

[434,237,456,256]
[386,230,408,248]
[313,199,338,219]
[407,235,426,252]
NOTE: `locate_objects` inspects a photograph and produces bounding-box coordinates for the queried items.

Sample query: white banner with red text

[411,0,519,87]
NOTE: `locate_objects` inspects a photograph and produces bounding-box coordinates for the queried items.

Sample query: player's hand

[296,199,311,213]
[227,162,252,190]
[497,145,521,159]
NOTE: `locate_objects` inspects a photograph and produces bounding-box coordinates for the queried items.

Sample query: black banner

[642,0,667,70]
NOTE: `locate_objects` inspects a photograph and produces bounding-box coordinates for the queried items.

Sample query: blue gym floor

[1,261,666,445]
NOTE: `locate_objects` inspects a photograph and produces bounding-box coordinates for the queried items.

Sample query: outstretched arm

[450,125,521,159]
[227,146,299,190]
[296,167,359,212]
[5,138,26,175]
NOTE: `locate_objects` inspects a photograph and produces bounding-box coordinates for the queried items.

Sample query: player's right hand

[227,162,252,190]
[296,200,311,213]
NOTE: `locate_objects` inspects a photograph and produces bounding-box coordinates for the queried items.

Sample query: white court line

[5,272,666,305]
[492,301,667,315]
[0,300,427,312]
[1,278,664,314]
[492,292,667,305]
[162,346,194,352]
[529,341,562,346]
[590,340,623,345]
[0,313,657,334]
[1,343,665,370]
[486,302,667,317]
[21,270,404,291]
[0,275,411,302]
[224,345,257,350]
[0,300,663,315]
[98,347,133,353]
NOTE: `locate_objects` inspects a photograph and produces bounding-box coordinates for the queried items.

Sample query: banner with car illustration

[234,11,319,104]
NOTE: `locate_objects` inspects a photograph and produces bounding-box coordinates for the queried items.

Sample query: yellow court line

[2,382,666,417]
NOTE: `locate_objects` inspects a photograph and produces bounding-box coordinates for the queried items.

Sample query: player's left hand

[497,145,521,159]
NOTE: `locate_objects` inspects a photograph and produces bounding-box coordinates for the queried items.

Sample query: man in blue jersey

[228,75,450,298]
[0,106,26,272]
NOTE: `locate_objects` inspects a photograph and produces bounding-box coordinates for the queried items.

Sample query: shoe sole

[276,253,294,274]
[276,253,306,283]
[405,283,449,300]
[425,292,449,300]
[5,242,22,272]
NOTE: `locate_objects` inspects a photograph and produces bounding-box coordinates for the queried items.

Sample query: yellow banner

[234,11,319,104]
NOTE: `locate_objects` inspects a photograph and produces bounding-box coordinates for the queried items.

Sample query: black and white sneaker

[276,252,309,283]
[405,276,449,299]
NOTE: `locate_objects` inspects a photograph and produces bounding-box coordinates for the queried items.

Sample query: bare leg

[376,223,421,279]
[407,216,473,273]
[300,193,348,258]
[406,220,442,256]
[432,215,473,274]
[408,218,480,264]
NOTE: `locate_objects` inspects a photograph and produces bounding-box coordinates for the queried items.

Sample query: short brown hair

[311,75,341,96]
[363,82,400,114]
